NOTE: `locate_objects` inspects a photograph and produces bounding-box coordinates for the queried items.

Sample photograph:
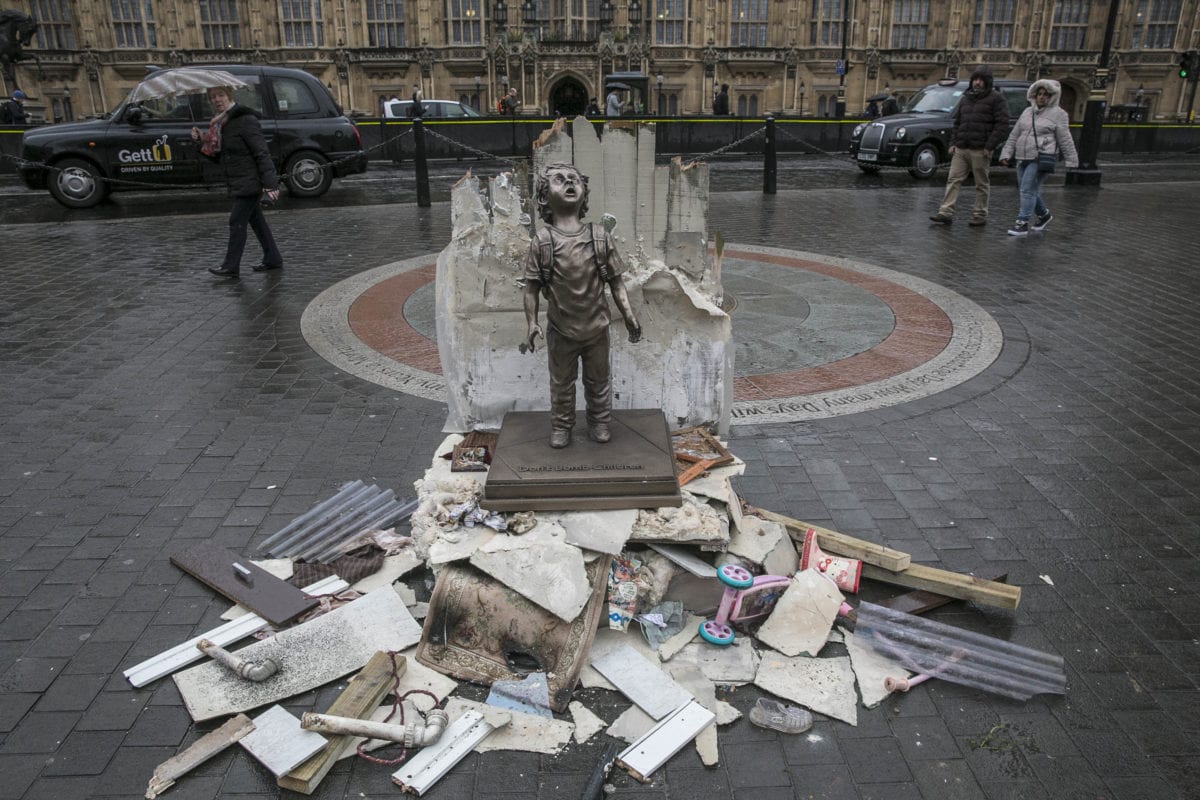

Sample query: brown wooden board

[278,651,400,795]
[751,508,912,572]
[860,562,1021,610]
[670,425,734,467]
[879,570,1009,616]
[170,541,318,626]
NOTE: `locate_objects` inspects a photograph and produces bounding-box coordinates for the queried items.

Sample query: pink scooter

[698,564,791,646]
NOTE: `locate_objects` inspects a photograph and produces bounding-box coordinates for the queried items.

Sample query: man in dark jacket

[1,89,29,124]
[713,84,731,115]
[930,66,1010,226]
[192,86,283,278]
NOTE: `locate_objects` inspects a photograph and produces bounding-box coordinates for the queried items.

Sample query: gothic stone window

[29,0,75,49]
[655,0,686,45]
[111,0,156,48]
[810,0,844,48]
[367,0,405,46]
[281,0,324,47]
[891,0,929,49]
[1049,0,1087,49]
[971,0,1015,48]
[731,0,768,47]
[199,0,240,49]
[528,0,602,41]
[1129,0,1181,49]
[448,0,482,44]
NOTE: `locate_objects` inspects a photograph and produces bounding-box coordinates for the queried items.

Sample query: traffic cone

[800,527,862,593]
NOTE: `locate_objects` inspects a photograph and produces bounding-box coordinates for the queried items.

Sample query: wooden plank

[170,540,318,626]
[277,651,402,795]
[860,563,1021,610]
[880,570,1009,616]
[676,458,718,488]
[146,714,255,798]
[750,508,912,572]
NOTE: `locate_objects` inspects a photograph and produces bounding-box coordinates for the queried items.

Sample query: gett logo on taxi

[118,134,173,163]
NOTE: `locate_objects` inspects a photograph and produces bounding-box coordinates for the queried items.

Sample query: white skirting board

[391,710,495,796]
[616,700,716,782]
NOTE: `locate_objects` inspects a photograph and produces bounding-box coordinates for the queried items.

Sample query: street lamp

[474,75,481,110]
[1067,0,1120,185]
[599,0,614,28]
[493,0,507,30]
[522,0,537,26]
[656,72,663,114]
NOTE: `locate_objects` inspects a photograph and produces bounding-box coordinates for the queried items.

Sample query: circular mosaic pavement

[300,244,1002,424]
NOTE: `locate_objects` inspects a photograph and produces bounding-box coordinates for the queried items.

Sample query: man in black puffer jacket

[930,66,1010,227]
[192,86,283,278]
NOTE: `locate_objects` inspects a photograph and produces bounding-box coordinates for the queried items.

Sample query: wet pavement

[1,153,1199,800]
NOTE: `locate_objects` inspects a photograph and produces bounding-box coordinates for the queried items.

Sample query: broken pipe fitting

[301,709,450,748]
[196,638,280,682]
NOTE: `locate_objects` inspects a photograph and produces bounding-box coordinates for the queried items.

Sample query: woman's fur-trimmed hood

[1026,79,1062,108]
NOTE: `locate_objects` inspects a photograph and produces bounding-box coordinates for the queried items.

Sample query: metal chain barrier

[421,126,519,166]
[772,124,918,172]
[690,126,767,162]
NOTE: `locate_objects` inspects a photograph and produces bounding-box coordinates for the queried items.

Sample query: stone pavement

[2,161,1199,800]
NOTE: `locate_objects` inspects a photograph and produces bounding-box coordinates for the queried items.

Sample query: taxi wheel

[49,158,108,209]
[908,142,940,180]
[284,151,333,198]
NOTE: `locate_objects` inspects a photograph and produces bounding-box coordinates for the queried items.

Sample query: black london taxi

[19,64,367,208]
[848,78,1030,179]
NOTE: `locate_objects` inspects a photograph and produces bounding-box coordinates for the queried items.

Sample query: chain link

[421,126,519,166]
[772,124,919,172]
[691,126,767,162]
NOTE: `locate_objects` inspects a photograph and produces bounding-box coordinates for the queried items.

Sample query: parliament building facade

[7,0,1200,125]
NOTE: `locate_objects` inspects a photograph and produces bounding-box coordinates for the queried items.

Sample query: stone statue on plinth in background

[522,163,642,449]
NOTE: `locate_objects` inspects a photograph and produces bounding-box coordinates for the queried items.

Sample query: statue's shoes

[588,423,611,443]
[550,429,572,448]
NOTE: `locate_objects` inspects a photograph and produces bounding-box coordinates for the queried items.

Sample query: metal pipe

[196,639,279,682]
[301,709,450,748]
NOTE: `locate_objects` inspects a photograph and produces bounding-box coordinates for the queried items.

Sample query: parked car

[19,64,367,208]
[848,78,1031,179]
[383,99,483,119]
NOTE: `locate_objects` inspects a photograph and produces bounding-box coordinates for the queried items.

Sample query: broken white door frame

[123,575,349,687]
[616,699,715,782]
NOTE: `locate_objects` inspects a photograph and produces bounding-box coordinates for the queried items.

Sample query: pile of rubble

[130,430,1062,798]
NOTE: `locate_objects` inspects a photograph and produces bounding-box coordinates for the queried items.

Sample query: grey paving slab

[1,160,1199,799]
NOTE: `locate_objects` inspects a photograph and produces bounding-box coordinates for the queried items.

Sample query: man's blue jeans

[1016,160,1049,222]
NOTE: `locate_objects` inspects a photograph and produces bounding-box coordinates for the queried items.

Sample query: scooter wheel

[716,564,754,589]
[699,620,735,646]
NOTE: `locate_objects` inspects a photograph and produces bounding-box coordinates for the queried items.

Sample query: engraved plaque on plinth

[482,409,683,512]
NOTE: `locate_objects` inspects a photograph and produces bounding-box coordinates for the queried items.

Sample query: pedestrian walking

[605,87,624,117]
[500,87,519,116]
[192,86,283,279]
[409,84,424,117]
[0,88,28,123]
[999,79,1078,237]
[929,66,1010,227]
[713,84,731,115]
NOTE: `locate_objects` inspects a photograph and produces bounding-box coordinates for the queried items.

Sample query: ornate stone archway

[548,74,588,117]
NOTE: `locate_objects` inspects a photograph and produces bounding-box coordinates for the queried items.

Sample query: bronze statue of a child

[523,163,641,449]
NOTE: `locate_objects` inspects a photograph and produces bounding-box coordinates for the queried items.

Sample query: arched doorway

[548,76,588,117]
[1059,83,1080,119]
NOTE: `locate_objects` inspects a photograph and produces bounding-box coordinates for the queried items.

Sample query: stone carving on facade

[250,48,268,65]
[702,44,719,76]
[334,47,351,79]
[864,47,881,79]
[418,46,435,76]
[939,47,964,78]
[165,49,184,68]
[1024,51,1047,81]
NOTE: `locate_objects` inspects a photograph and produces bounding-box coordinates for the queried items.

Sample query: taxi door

[106,94,204,186]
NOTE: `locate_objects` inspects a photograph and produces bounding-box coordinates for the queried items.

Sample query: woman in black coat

[191,86,283,278]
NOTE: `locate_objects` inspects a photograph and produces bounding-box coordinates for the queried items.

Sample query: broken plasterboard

[444,698,572,754]
[657,613,704,661]
[753,651,858,726]
[427,526,496,566]
[174,588,422,722]
[240,706,328,777]
[670,640,760,684]
[350,551,422,594]
[544,508,638,555]
[590,643,693,720]
[648,543,717,578]
[629,492,728,550]
[616,700,716,783]
[607,704,657,743]
[569,701,606,744]
[667,664,738,767]
[578,627,662,689]
[468,523,591,622]
[125,576,349,687]
[841,624,912,709]
[145,714,254,799]
[726,515,787,566]
[755,568,844,658]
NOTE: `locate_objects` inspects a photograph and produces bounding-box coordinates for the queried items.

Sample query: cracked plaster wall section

[436,117,732,434]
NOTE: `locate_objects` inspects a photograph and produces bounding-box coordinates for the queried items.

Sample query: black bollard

[413,116,431,208]
[763,115,777,195]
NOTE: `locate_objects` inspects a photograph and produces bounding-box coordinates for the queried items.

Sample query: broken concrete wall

[436,117,732,435]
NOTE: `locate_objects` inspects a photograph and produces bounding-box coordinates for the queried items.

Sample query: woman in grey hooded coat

[999,78,1078,236]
